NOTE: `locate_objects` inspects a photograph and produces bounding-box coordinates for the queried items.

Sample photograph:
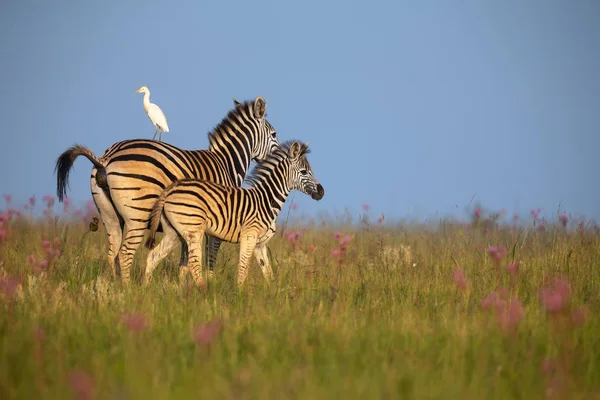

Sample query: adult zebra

[55,96,279,284]
[145,140,325,287]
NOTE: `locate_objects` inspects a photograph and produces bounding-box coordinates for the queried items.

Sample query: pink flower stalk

[506,262,519,275]
[540,277,571,313]
[121,313,149,334]
[334,232,341,241]
[452,268,468,290]
[487,246,507,263]
[0,276,20,300]
[361,203,370,212]
[496,298,525,333]
[53,237,60,247]
[308,245,317,253]
[192,319,223,347]
[28,195,36,208]
[0,213,9,223]
[474,208,481,219]
[27,255,36,264]
[339,235,352,248]
[3,194,11,205]
[531,208,541,222]
[42,195,55,208]
[513,214,519,223]
[68,369,95,400]
[377,217,383,223]
[558,213,568,228]
[331,249,344,258]
[42,240,51,249]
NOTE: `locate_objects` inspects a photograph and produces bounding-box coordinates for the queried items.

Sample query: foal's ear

[253,96,267,120]
[289,141,302,159]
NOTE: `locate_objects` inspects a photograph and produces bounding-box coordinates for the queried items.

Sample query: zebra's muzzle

[311,184,325,201]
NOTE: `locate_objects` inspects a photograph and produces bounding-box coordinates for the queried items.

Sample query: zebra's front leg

[237,232,258,288]
[253,244,274,283]
[206,235,222,279]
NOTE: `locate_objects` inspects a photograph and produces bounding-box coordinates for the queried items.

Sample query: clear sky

[1,1,599,223]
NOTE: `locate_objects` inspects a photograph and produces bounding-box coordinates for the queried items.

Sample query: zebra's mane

[244,140,311,188]
[207,99,259,142]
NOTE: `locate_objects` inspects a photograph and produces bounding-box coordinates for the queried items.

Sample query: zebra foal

[145,140,324,287]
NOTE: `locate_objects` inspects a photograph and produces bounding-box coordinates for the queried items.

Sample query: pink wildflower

[377,217,383,223]
[506,262,519,275]
[339,235,352,248]
[361,203,370,212]
[3,194,11,205]
[28,196,36,208]
[0,276,20,300]
[192,319,223,347]
[39,259,48,270]
[308,245,317,253]
[487,246,507,263]
[68,369,95,400]
[42,240,51,249]
[27,255,36,264]
[121,313,149,334]
[334,232,341,241]
[331,249,343,258]
[540,277,571,313]
[474,208,481,219]
[452,268,468,290]
[496,298,524,333]
[558,213,568,228]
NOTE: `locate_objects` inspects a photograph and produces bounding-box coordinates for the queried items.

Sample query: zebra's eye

[271,132,277,137]
[300,169,308,175]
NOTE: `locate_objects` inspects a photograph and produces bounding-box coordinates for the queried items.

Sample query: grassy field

[1,199,599,399]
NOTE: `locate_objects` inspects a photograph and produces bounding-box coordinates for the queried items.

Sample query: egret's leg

[152,127,158,140]
[159,130,163,142]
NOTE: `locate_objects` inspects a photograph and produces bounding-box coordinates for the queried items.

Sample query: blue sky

[1,1,599,224]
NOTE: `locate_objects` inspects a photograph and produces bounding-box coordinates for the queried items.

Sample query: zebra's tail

[145,184,174,249]
[55,144,106,202]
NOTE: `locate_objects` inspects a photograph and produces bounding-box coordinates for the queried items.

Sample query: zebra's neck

[208,131,252,187]
[247,154,291,217]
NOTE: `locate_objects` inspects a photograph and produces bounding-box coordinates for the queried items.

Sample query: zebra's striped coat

[55,96,279,284]
[145,140,324,287]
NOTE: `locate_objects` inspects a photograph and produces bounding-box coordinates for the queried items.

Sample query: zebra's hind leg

[91,172,123,279]
[237,232,258,288]
[253,244,274,284]
[117,224,146,285]
[144,216,180,285]
[206,235,222,279]
[185,230,206,288]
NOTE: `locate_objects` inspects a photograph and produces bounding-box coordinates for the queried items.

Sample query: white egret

[135,86,170,141]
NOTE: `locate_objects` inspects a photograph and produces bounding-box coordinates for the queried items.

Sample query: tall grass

[1,199,599,399]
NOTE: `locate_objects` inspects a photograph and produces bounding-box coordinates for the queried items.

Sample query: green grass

[1,213,599,399]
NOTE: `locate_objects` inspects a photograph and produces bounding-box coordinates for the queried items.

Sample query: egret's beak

[135,89,141,93]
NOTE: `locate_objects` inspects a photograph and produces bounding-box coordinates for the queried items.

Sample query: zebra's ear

[253,96,267,120]
[289,141,302,159]
[233,97,241,108]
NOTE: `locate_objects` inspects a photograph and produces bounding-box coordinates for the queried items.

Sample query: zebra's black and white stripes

[55,96,279,284]
[144,140,324,287]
